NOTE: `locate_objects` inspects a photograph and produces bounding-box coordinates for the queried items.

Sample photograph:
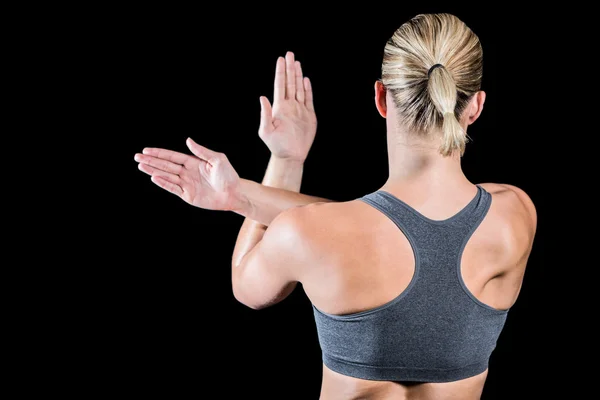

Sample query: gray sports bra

[312,186,508,382]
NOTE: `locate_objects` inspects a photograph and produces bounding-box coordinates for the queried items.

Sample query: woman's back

[290,182,536,399]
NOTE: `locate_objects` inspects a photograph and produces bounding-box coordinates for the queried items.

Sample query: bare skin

[287,181,535,400]
[322,366,488,400]
[134,52,537,399]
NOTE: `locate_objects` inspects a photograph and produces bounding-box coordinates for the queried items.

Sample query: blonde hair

[381,13,482,156]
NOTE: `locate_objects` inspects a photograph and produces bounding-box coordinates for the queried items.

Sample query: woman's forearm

[233,179,331,225]
[231,156,332,269]
[260,156,305,193]
[233,157,332,225]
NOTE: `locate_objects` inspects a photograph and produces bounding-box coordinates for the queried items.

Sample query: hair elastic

[428,64,444,77]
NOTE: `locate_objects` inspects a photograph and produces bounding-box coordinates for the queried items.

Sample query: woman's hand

[259,52,317,163]
[134,138,244,211]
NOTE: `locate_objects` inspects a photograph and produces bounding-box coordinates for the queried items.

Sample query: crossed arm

[134,52,333,309]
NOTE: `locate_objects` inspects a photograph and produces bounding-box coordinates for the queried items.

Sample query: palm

[183,153,239,210]
[259,53,317,162]
[135,138,242,211]
[268,101,316,160]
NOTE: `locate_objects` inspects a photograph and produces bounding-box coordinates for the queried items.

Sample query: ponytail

[427,65,468,156]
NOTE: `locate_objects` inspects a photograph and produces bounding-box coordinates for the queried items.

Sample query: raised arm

[134,141,329,225]
[134,52,333,309]
[231,51,328,275]
[236,51,329,222]
[134,52,330,224]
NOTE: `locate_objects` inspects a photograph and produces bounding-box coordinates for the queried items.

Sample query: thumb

[186,137,219,163]
[258,96,273,135]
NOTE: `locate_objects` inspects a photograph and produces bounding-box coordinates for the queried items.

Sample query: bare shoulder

[274,200,364,239]
[269,200,368,259]
[477,183,537,268]
[478,183,537,232]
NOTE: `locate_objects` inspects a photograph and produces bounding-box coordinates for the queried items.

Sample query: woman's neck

[384,124,471,189]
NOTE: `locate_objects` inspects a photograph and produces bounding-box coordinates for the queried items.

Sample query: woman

[134,13,536,400]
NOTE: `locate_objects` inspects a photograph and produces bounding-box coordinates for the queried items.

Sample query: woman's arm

[231,51,329,271]
[134,142,331,220]
[231,156,331,269]
[134,138,331,309]
[233,157,331,224]
[134,52,330,308]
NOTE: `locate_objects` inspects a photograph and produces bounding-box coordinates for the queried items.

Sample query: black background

[89,4,552,399]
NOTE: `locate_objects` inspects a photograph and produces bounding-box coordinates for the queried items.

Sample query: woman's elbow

[231,280,265,310]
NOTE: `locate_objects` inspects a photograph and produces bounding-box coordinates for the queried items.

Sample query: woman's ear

[465,91,486,125]
[375,81,387,118]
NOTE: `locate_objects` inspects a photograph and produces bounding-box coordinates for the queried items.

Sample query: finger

[135,154,182,175]
[295,61,305,103]
[141,147,189,165]
[258,96,273,135]
[285,51,295,100]
[304,77,314,111]
[138,162,181,185]
[274,57,285,102]
[151,176,183,197]
[186,137,220,163]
